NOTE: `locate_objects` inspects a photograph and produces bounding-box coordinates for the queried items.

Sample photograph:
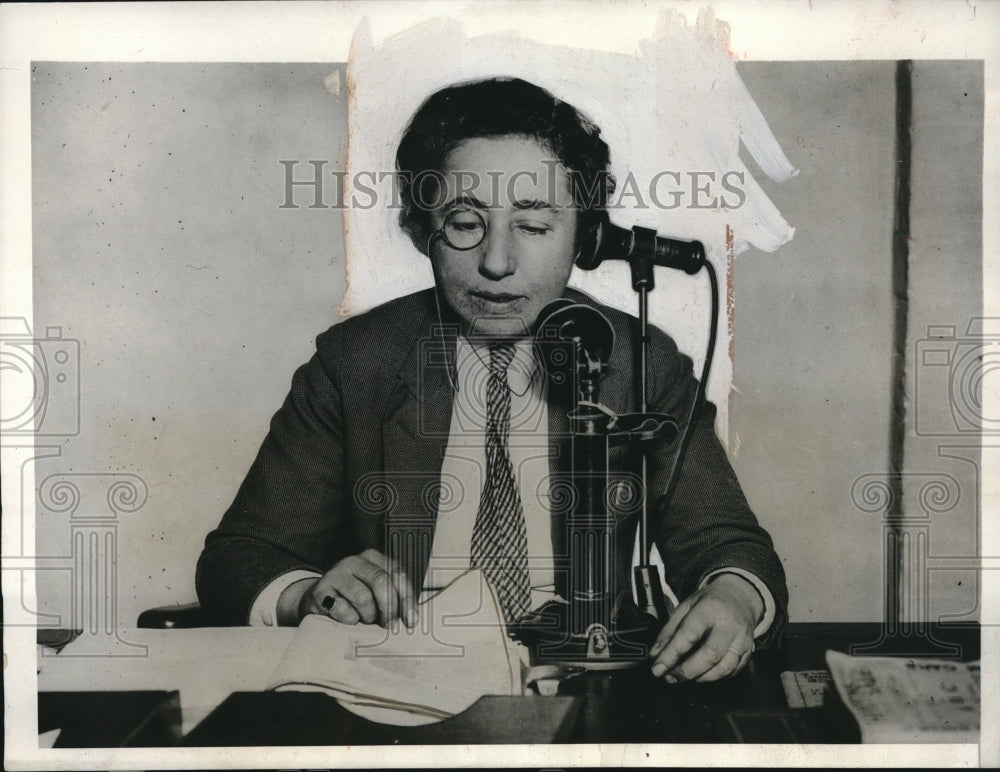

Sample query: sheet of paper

[37,729,61,749]
[826,650,980,743]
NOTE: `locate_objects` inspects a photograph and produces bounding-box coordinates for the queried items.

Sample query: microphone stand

[629,226,672,621]
[513,222,713,670]
[595,222,711,621]
[514,299,675,668]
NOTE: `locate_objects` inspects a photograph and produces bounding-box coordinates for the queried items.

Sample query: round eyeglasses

[437,208,488,251]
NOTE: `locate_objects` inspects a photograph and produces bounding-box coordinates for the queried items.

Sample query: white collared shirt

[423,336,555,609]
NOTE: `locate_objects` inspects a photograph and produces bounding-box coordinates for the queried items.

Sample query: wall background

[31,63,347,629]
[30,60,982,629]
[731,60,982,623]
[903,61,983,625]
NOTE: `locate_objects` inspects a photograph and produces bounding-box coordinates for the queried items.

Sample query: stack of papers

[268,569,523,726]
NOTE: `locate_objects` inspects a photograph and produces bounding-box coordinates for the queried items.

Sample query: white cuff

[248,569,322,626]
[700,568,776,640]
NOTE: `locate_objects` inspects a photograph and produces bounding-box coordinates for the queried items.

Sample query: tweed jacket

[196,288,788,645]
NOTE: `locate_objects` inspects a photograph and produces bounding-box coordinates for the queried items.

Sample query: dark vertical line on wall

[888,59,913,629]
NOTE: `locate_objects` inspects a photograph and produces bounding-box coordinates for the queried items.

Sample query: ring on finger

[321,594,337,611]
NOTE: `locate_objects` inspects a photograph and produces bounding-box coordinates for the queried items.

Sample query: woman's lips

[471,291,524,304]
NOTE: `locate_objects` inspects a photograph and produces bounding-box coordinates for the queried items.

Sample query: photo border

[2,1,997,768]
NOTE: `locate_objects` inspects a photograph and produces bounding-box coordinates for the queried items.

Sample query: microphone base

[511,597,660,671]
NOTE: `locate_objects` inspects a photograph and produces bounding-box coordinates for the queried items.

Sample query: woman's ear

[399,210,432,258]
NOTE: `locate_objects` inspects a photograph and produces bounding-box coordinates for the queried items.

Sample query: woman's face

[428,135,578,338]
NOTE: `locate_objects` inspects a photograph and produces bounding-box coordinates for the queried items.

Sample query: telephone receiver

[577,217,706,277]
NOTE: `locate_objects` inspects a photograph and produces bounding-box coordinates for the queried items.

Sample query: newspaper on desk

[825,650,980,743]
[268,568,523,726]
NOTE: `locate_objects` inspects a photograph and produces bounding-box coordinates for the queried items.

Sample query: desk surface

[38,622,980,746]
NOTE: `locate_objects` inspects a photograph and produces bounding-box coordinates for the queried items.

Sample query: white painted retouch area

[342,10,798,440]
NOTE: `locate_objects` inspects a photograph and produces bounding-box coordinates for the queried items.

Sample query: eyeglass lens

[441,208,487,251]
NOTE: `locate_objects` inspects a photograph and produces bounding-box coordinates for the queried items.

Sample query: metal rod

[888,59,913,627]
[638,285,649,556]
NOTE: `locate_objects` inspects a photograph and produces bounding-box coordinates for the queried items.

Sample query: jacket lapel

[381,313,457,590]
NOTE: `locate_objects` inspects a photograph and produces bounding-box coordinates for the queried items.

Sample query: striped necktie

[470,342,531,625]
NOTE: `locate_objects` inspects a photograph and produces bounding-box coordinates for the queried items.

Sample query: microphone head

[533,301,615,384]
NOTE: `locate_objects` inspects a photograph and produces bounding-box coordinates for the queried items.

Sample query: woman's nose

[478,223,516,279]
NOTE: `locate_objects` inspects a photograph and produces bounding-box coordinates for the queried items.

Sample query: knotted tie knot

[487,341,517,378]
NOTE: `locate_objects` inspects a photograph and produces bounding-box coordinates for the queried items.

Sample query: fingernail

[651,663,666,678]
[664,674,677,684]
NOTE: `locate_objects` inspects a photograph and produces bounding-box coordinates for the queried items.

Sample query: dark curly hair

[396,77,616,252]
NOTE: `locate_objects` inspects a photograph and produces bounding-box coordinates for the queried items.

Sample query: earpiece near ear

[420,228,436,258]
[575,220,604,270]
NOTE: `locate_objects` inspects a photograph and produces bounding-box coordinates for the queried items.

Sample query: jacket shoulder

[313,289,436,372]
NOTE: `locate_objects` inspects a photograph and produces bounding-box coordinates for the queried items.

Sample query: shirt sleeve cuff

[248,569,322,627]
[700,568,776,640]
